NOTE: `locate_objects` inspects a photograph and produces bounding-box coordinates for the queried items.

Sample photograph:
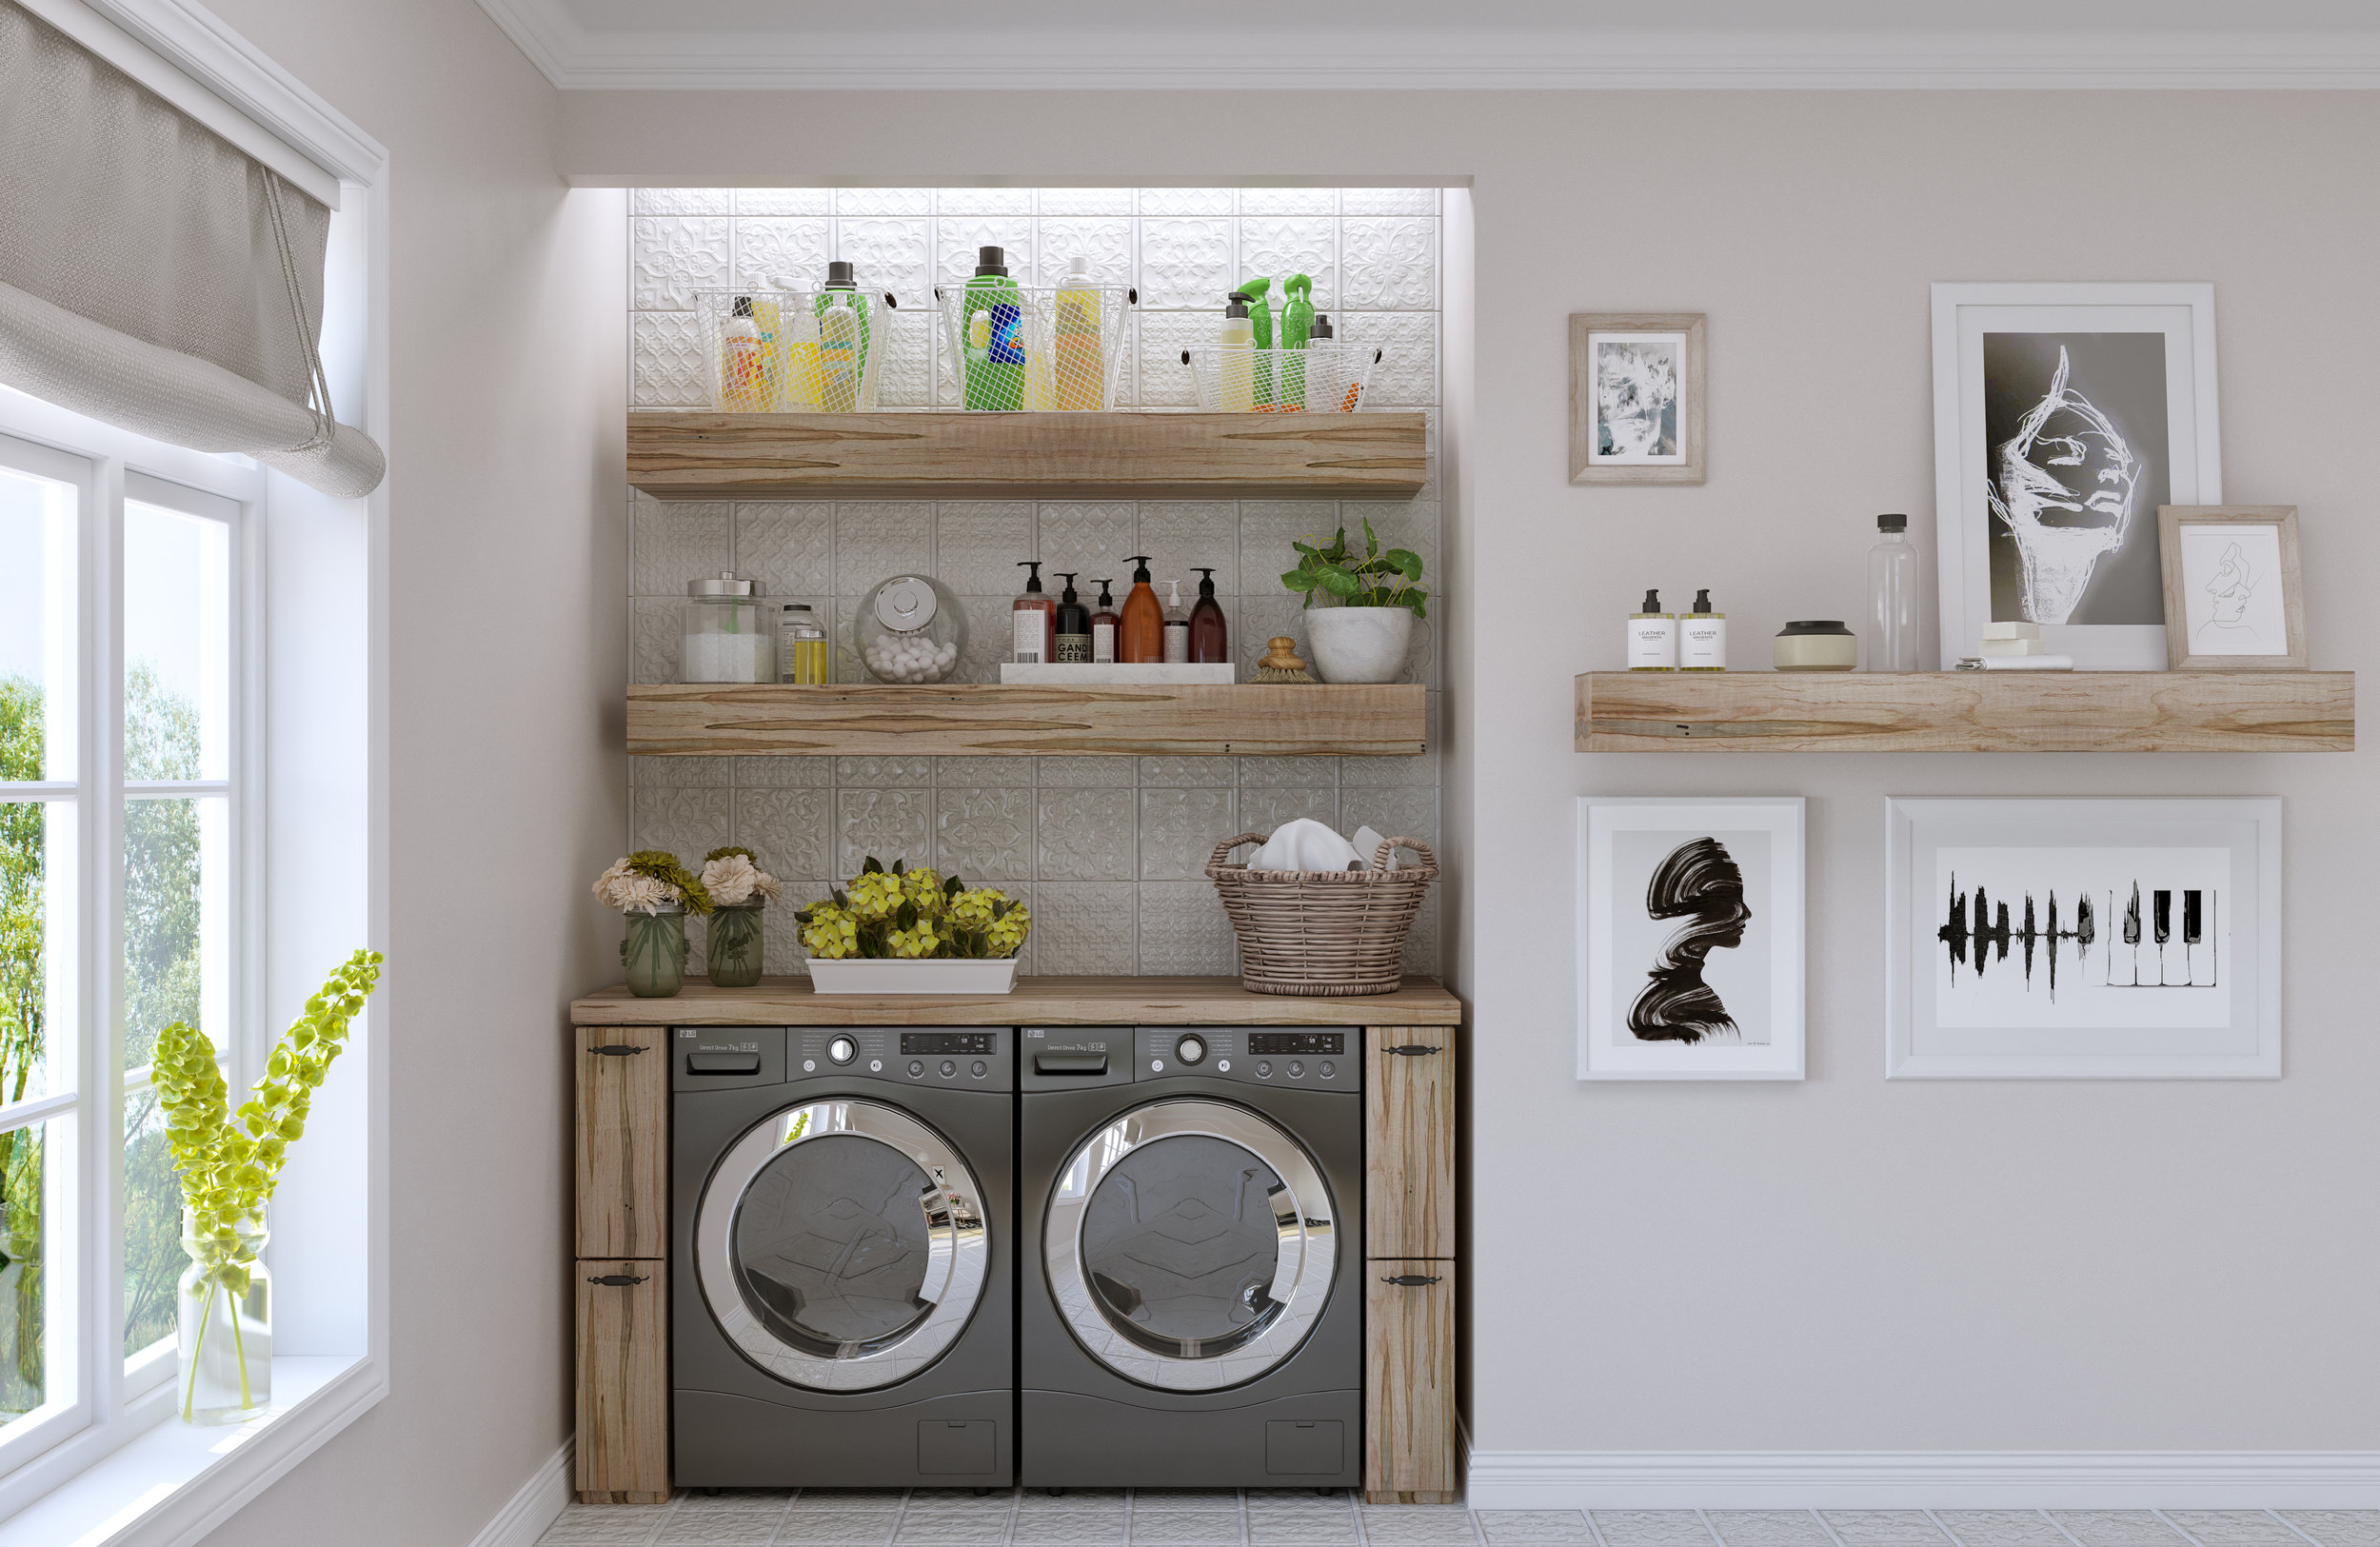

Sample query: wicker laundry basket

[1206,832,1438,997]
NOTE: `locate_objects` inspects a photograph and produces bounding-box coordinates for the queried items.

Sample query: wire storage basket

[934,284,1135,410]
[698,287,904,412]
[1207,833,1438,997]
[1180,341,1380,413]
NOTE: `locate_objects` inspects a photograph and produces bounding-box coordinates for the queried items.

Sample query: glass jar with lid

[778,603,829,684]
[684,572,775,683]
[855,574,965,684]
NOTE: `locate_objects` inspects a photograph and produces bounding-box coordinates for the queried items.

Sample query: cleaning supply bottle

[812,260,871,380]
[1279,273,1313,410]
[1219,293,1255,412]
[1313,313,1361,411]
[1628,589,1678,670]
[1120,556,1162,663]
[1681,589,1727,670]
[1054,253,1104,411]
[1089,578,1120,663]
[1188,567,1228,664]
[817,290,863,412]
[1012,561,1055,664]
[783,303,823,407]
[1161,581,1191,663]
[962,246,1025,411]
[1239,275,1276,408]
[719,296,767,410]
[1053,571,1090,663]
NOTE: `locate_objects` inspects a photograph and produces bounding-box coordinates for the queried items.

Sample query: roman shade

[0,0,384,497]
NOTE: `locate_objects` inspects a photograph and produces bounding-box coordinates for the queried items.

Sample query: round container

[778,603,829,684]
[684,573,775,683]
[1774,619,1858,672]
[857,574,965,684]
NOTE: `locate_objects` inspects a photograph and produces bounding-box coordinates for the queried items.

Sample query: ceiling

[477,0,2380,89]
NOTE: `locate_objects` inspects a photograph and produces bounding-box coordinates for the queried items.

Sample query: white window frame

[0,1,390,1541]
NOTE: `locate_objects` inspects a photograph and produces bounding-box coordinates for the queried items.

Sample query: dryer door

[1043,1099,1338,1393]
[695,1100,989,1392]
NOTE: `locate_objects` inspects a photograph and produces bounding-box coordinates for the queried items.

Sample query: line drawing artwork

[1595,339,1679,460]
[1986,345,2145,625]
[1937,873,2219,1002]
[2196,541,2262,647]
[1628,837,1749,1043]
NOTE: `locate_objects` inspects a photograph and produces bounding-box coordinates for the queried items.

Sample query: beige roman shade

[0,0,384,497]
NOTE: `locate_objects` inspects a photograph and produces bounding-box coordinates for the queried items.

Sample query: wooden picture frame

[1569,312,1706,485]
[2158,505,2306,670]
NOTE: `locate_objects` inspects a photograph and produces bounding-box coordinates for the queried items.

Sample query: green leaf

[1319,568,1360,599]
[1384,548,1423,581]
[1280,568,1319,592]
[944,875,963,898]
[861,857,883,875]
[1362,517,1380,558]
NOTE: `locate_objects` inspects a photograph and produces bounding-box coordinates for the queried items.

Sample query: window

[0,414,259,1478]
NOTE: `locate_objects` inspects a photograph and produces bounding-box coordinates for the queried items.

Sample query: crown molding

[475,1,2380,91]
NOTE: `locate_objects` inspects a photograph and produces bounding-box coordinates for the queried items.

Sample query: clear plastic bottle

[1868,513,1920,672]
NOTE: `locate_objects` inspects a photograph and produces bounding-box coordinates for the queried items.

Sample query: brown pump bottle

[1119,555,1162,664]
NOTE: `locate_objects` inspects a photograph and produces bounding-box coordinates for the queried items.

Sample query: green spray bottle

[1278,272,1314,410]
[1239,275,1275,408]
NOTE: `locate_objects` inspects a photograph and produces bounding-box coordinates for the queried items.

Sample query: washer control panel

[1132,1027,1357,1090]
[672,1026,1011,1089]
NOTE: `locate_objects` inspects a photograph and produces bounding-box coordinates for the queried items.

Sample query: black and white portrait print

[1611,827,1772,1047]
[1593,335,1682,462]
[1983,331,2172,626]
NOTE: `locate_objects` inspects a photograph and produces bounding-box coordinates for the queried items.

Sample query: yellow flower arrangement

[793,857,1030,962]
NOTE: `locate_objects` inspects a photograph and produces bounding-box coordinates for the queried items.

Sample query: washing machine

[672,1025,1014,1489]
[1019,1024,1362,1490]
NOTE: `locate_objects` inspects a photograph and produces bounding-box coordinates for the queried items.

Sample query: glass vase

[622,906,687,998]
[706,902,765,988]
[178,1206,270,1425]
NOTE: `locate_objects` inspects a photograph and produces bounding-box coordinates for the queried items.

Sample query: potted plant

[1280,518,1431,684]
[795,858,1030,995]
[593,850,712,998]
[698,846,783,988]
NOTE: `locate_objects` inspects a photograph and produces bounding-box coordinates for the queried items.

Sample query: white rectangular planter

[805,958,1021,995]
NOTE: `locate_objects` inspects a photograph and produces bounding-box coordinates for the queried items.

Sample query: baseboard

[469,1440,574,1547]
[1463,1451,2380,1510]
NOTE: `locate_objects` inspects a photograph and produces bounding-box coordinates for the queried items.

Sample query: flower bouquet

[794,857,1030,995]
[698,846,783,988]
[594,849,712,998]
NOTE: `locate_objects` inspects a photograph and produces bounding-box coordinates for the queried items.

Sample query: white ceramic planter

[806,958,1020,995]
[1303,606,1416,684]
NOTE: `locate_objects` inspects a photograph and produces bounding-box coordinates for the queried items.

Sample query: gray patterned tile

[834,503,934,594]
[1252,1513,1355,1545]
[1034,217,1134,289]
[1359,1508,1479,1544]
[657,1513,780,1544]
[634,216,732,310]
[633,755,732,788]
[632,588,683,679]
[1138,188,1235,217]
[734,756,834,788]
[836,188,932,217]
[633,498,732,596]
[936,787,1033,880]
[934,214,1036,289]
[636,187,731,216]
[1139,788,1235,880]
[937,187,1037,215]
[1237,502,1342,592]
[785,1490,904,1510]
[1822,1515,1951,1546]
[1136,502,1240,595]
[2279,1516,2380,1547]
[933,502,1037,596]
[1137,882,1237,976]
[1038,502,1140,583]
[737,504,834,598]
[2051,1517,2184,1547]
[545,1512,673,1544]
[1031,883,1136,974]
[1235,597,1309,679]
[836,757,940,786]
[1239,785,1338,839]
[1039,757,1135,787]
[631,787,731,864]
[1015,1492,1126,1517]
[951,599,1019,683]
[892,1511,1011,1544]
[1341,188,1438,216]
[1238,216,1337,311]
[936,756,1035,787]
[835,217,931,304]
[1240,187,1335,215]
[1236,756,1337,787]
[735,217,831,291]
[1128,1489,1238,1512]
[1339,786,1436,856]
[1935,1513,2070,1547]
[634,313,709,407]
[1481,1512,1594,1543]
[1340,217,1437,310]
[1039,188,1136,216]
[1010,1518,1127,1546]
[1709,1513,1833,1546]
[836,787,931,877]
[1125,1516,1238,1543]
[1341,744,1438,786]
[1139,757,1234,788]
[768,1509,898,1544]
[2161,1516,2303,1547]
[1137,218,1234,309]
[734,787,831,880]
[1343,312,1437,407]
[1592,1512,1716,1546]
[1037,789,1135,880]
[735,188,831,216]
[1135,312,1206,409]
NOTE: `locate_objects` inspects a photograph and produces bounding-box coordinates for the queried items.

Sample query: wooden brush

[1253,637,1316,684]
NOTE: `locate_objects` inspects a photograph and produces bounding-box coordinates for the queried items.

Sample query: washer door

[1043,1099,1337,1393]
[695,1100,988,1392]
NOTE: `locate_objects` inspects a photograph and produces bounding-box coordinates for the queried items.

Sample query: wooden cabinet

[576,1026,668,1259]
[1361,1025,1459,1503]
[573,1026,669,1501]
[1366,1028,1455,1259]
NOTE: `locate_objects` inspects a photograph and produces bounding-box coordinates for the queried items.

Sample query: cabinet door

[1365,1259,1457,1504]
[576,1258,669,1503]
[1365,1026,1454,1259]
[577,1025,667,1259]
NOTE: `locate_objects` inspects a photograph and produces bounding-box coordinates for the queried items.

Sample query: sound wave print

[1937,875,2217,1000]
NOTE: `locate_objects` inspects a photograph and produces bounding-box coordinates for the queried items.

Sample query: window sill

[0,1356,381,1547]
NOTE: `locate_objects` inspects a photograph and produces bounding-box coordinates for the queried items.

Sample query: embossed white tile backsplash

[625,188,1441,977]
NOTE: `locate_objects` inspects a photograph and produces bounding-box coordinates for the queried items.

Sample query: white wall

[560,89,2380,1464]
[188,1,625,1541]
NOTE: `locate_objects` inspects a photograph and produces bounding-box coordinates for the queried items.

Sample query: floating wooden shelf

[1576,670,2353,753]
[629,682,1427,758]
[625,410,1427,498]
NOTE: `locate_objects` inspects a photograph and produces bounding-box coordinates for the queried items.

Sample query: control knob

[1175,1034,1207,1066]
[826,1036,858,1065]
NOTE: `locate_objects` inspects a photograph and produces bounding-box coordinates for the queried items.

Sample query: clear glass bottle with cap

[778,603,829,684]
[684,572,774,683]
[856,573,965,684]
[1869,512,1921,672]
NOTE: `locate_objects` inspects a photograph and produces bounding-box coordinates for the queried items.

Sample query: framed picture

[1885,797,2280,1079]
[1569,312,1706,485]
[1930,284,2222,670]
[2160,505,2307,670]
[1577,797,1803,1081]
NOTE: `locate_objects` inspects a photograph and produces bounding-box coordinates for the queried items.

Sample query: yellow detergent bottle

[1054,254,1104,410]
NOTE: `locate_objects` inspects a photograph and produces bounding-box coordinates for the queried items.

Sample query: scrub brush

[1253,637,1316,684]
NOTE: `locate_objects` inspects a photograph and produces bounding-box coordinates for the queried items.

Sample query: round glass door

[1043,1100,1337,1392]
[695,1101,988,1391]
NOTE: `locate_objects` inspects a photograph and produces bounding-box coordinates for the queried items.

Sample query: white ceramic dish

[805,958,1021,995]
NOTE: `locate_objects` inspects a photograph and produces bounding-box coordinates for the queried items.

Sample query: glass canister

[684,573,775,683]
[856,574,966,684]
[778,603,830,684]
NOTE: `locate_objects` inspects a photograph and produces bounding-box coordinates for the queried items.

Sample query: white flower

[701,852,782,908]
[594,858,680,914]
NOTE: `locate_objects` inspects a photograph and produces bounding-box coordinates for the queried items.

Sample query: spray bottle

[1279,273,1314,410]
[1239,275,1276,408]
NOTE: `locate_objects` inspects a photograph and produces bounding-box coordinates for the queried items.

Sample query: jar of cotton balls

[856,573,965,684]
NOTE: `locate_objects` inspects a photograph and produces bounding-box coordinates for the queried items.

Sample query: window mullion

[89,452,126,1429]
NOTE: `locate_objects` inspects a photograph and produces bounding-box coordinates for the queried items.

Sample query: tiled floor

[537,1498,2380,1547]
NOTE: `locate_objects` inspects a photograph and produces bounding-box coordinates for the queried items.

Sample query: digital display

[901,1032,996,1055]
[1248,1032,1343,1056]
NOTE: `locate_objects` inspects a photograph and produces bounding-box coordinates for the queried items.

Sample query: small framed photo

[1577,797,1803,1081]
[1569,312,1706,485]
[2159,505,2306,670]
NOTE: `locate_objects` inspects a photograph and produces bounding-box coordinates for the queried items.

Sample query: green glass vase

[707,902,765,987]
[621,906,687,998]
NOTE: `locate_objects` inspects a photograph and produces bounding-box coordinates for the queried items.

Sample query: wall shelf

[625,410,1428,498]
[629,682,1428,758]
[1575,670,2353,753]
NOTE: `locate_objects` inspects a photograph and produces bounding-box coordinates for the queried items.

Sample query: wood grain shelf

[625,410,1428,497]
[629,682,1427,758]
[570,975,1465,1028]
[1576,670,2353,753]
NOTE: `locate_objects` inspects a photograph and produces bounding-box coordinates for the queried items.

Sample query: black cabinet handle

[1381,1274,1442,1287]
[1384,1044,1440,1057]
[587,1273,649,1287]
[590,1044,646,1057]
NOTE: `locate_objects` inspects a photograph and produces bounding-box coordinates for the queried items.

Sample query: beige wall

[190,1,625,1542]
[563,89,2380,1458]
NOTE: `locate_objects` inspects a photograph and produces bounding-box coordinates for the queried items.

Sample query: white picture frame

[1885,797,2281,1079]
[1930,283,2222,671]
[1577,797,1804,1081]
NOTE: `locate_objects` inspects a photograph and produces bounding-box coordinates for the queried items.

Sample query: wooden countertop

[570,975,1463,1027]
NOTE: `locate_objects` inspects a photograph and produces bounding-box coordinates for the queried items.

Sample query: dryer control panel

[1134,1026,1357,1089]
[671,1026,1012,1089]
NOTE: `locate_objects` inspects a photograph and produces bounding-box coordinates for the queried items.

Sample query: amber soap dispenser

[1188,567,1228,664]
[1119,556,1162,663]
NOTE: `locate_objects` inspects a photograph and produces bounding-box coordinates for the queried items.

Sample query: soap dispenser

[1120,556,1162,663]
[1053,571,1090,663]
[1089,578,1120,663]
[1161,581,1191,664]
[1628,589,1677,670]
[1681,589,1726,670]
[1188,567,1228,664]
[1013,561,1055,664]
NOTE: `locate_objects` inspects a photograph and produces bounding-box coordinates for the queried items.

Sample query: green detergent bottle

[1279,273,1314,410]
[1239,275,1275,408]
[812,260,872,390]
[962,245,1025,410]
